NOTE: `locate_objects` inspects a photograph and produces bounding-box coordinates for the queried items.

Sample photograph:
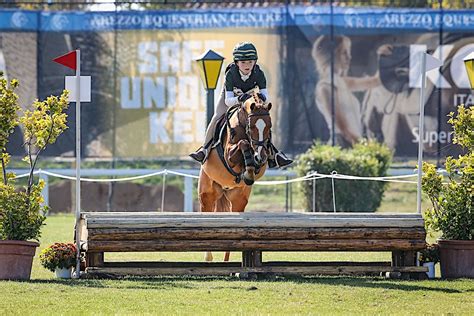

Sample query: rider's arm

[224,70,239,106]
[225,91,239,106]
[257,70,270,102]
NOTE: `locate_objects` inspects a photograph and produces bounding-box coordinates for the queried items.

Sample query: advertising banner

[0,7,472,159]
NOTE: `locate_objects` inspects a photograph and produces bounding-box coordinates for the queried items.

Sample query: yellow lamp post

[463,52,474,89]
[195,49,225,126]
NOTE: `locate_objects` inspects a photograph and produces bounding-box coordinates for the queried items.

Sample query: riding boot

[189,146,208,163]
[267,143,293,169]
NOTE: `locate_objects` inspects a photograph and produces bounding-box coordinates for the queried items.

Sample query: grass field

[1,214,473,315]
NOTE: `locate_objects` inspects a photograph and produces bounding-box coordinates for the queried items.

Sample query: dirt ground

[48,181,194,213]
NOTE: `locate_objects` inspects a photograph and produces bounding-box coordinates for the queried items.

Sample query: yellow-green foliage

[422,105,473,240]
[20,93,69,151]
[0,73,69,241]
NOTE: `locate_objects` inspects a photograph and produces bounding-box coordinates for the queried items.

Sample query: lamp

[463,52,474,89]
[195,49,225,126]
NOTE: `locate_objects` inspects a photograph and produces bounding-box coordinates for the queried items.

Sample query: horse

[198,89,272,262]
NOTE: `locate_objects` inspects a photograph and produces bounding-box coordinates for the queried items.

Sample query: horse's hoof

[243,178,254,185]
[205,252,213,262]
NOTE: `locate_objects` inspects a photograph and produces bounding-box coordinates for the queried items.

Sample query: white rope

[40,169,167,182]
[166,169,199,179]
[11,168,446,185]
[11,170,41,179]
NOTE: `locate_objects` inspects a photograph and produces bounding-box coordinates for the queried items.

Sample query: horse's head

[242,91,272,166]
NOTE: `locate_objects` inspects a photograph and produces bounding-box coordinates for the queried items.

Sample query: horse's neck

[228,107,246,130]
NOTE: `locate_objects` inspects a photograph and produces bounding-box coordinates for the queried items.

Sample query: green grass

[1,215,473,315]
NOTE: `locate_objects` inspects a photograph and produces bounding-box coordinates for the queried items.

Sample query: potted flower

[422,104,473,279]
[40,243,78,278]
[419,243,440,279]
[0,73,69,280]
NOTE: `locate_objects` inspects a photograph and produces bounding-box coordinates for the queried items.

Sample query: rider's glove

[257,93,266,102]
[238,93,251,103]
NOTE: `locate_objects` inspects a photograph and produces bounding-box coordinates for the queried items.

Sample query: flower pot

[422,262,435,279]
[55,267,73,279]
[438,240,474,279]
[0,240,39,280]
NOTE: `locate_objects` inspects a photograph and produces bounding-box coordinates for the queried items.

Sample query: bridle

[246,111,271,150]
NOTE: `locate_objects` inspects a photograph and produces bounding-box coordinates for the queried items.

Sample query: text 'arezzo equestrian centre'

[1,5,473,160]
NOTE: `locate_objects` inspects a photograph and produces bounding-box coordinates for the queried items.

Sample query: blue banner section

[0,10,38,31]
[0,7,473,32]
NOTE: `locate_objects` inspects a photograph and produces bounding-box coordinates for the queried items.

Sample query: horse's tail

[214,195,231,212]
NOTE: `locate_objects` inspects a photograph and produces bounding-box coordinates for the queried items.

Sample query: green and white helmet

[233,42,258,61]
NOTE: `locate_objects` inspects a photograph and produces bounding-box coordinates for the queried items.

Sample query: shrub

[422,105,473,240]
[296,139,392,212]
[0,73,69,241]
[419,243,440,264]
[39,242,78,272]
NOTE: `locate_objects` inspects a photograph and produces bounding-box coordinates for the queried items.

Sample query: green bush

[422,105,473,240]
[296,139,392,212]
[0,73,68,241]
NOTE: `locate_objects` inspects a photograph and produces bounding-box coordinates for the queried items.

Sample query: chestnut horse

[199,89,272,262]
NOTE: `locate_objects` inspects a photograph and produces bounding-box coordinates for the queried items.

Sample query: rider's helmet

[233,42,258,61]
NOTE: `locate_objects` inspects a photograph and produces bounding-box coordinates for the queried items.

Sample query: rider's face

[236,60,256,75]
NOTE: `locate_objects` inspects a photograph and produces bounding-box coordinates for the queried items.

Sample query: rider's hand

[233,88,244,96]
[238,93,250,103]
[257,93,266,102]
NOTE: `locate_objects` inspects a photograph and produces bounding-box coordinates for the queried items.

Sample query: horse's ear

[266,102,272,111]
[250,102,256,111]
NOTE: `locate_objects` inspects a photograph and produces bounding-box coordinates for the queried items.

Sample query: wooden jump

[78,212,427,278]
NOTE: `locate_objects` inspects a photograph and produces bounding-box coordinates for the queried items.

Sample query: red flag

[53,50,77,70]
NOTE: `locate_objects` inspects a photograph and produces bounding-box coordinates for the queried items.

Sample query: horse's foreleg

[223,186,252,263]
[198,170,223,262]
[236,140,255,185]
[198,170,219,212]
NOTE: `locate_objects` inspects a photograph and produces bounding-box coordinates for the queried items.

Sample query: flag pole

[416,52,427,214]
[74,49,81,278]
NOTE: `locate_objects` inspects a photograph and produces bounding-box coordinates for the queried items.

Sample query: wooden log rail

[78,212,427,278]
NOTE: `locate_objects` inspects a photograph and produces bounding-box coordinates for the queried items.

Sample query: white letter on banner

[166,76,177,108]
[143,77,165,109]
[149,112,170,144]
[121,77,141,109]
[178,76,199,109]
[160,42,180,73]
[182,41,202,73]
[451,44,474,89]
[138,42,158,74]
[174,111,193,143]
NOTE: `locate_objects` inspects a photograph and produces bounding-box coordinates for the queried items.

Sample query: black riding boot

[267,143,293,169]
[189,146,208,164]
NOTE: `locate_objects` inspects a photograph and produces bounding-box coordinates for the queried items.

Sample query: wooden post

[87,252,104,267]
[242,250,262,267]
[392,250,417,267]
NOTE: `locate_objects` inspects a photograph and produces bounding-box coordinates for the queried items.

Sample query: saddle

[211,104,248,184]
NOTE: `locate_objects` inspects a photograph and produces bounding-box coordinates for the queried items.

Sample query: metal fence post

[184,176,193,212]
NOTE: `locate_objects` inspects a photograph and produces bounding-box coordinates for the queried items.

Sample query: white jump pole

[74,49,82,278]
[416,52,427,215]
